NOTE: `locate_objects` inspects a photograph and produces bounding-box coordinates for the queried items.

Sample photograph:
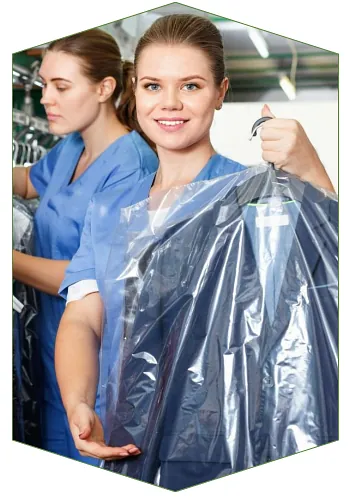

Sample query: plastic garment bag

[100,165,338,491]
[13,196,42,447]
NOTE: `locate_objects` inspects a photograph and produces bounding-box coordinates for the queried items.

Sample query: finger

[260,140,285,152]
[79,442,136,460]
[71,412,94,440]
[260,127,285,142]
[122,444,141,453]
[261,104,276,118]
[127,448,142,455]
[262,118,297,130]
[71,422,91,442]
[261,150,283,167]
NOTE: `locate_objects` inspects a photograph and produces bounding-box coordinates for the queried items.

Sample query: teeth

[158,120,184,126]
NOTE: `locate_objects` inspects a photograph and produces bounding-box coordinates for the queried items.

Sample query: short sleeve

[66,279,99,303]
[100,141,157,196]
[29,138,65,197]
[58,198,96,299]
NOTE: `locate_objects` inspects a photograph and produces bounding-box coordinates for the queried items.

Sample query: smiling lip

[155,118,189,132]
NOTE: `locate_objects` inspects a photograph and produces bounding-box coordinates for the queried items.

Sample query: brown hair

[47,29,147,142]
[134,14,226,87]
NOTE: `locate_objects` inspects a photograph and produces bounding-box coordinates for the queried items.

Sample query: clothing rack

[13,62,61,155]
[13,138,48,166]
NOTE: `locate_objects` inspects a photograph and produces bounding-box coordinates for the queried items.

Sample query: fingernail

[120,452,129,457]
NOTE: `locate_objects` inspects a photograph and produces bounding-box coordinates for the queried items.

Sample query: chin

[157,137,197,152]
[48,123,73,136]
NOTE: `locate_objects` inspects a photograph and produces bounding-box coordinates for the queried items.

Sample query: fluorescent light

[215,21,246,31]
[279,74,296,100]
[247,28,269,58]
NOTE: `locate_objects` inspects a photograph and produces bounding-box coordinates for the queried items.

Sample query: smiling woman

[12,28,158,463]
[53,14,336,474]
[135,44,227,159]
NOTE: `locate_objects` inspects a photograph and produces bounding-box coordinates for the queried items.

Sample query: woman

[12,28,158,463]
[55,14,335,462]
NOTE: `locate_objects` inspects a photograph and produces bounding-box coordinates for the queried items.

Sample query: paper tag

[256,214,290,228]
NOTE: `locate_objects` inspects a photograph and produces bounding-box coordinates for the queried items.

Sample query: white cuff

[66,279,99,304]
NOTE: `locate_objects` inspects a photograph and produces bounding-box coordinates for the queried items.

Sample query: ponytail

[116,61,155,150]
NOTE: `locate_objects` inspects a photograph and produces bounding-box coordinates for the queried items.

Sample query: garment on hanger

[13,196,42,447]
[100,165,338,491]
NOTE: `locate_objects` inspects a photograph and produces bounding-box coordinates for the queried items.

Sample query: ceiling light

[279,74,296,100]
[247,28,269,58]
[215,21,246,31]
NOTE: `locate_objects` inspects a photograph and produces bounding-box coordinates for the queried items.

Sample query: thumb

[261,104,276,118]
[74,407,94,440]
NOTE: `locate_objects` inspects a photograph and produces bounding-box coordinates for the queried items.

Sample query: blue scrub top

[59,154,247,297]
[30,130,158,409]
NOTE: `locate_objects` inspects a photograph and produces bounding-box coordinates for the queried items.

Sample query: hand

[260,104,335,192]
[68,402,141,461]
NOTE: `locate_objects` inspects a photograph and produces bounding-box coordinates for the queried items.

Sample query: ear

[131,76,137,92]
[97,76,117,102]
[216,77,229,110]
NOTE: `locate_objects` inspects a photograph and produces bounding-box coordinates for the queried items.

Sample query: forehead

[39,51,85,80]
[137,44,212,79]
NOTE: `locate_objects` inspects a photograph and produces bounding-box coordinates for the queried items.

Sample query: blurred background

[12,2,338,189]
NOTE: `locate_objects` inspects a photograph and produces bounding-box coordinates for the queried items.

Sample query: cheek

[186,93,216,115]
[135,95,156,126]
[66,89,98,111]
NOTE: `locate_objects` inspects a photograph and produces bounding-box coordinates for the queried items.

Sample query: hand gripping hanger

[244,115,305,205]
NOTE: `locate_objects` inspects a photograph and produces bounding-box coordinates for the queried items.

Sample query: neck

[80,104,129,162]
[154,137,216,192]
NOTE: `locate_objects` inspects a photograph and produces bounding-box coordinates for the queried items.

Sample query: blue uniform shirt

[30,130,158,409]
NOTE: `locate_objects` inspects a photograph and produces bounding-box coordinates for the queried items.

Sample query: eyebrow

[139,75,207,82]
[38,74,73,83]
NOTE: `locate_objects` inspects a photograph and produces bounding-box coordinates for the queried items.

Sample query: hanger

[234,116,306,207]
[13,140,19,164]
[13,295,24,314]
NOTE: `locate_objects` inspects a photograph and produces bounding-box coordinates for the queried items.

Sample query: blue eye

[145,83,160,91]
[183,83,198,91]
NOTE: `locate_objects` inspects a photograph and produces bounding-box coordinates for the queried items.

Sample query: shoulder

[211,154,247,177]
[91,169,155,221]
[121,131,158,175]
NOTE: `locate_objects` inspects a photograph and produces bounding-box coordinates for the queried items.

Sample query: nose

[160,87,183,111]
[40,85,55,106]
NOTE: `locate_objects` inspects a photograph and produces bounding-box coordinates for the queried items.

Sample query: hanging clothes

[13,197,42,448]
[28,130,158,462]
[59,154,247,428]
[97,165,338,491]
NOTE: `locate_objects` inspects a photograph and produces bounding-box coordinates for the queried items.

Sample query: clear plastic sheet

[13,196,42,447]
[13,195,36,255]
[100,165,338,491]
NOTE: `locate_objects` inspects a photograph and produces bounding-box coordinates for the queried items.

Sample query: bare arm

[299,155,336,193]
[13,251,69,296]
[54,293,139,459]
[13,166,38,199]
[55,293,103,416]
